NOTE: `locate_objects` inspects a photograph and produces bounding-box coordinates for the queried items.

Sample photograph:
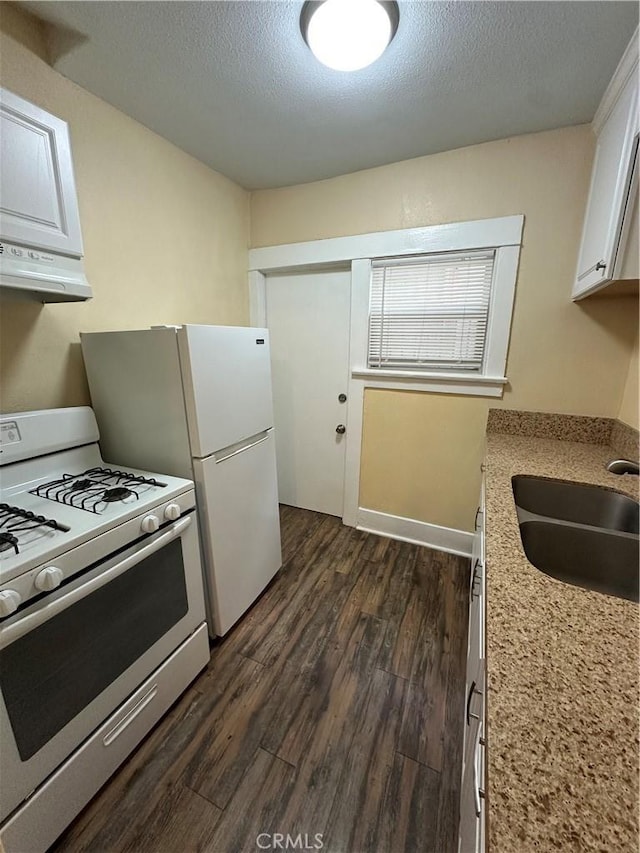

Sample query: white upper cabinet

[0,88,84,257]
[573,31,639,300]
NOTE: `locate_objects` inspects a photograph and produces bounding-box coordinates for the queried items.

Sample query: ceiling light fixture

[300,0,400,72]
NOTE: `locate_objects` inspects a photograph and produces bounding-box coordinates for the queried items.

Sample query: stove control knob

[0,589,21,617]
[35,566,64,592]
[164,503,181,521]
[141,514,160,534]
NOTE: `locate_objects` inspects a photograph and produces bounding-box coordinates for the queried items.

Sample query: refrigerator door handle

[214,430,271,464]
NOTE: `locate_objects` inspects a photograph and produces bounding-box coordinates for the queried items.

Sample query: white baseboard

[356,507,473,558]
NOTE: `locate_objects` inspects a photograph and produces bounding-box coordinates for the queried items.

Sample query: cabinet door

[460,477,487,853]
[479,477,486,567]
[613,146,639,280]
[0,89,83,257]
[463,658,483,773]
[459,711,485,853]
[573,71,639,297]
[459,747,479,853]
[468,556,484,661]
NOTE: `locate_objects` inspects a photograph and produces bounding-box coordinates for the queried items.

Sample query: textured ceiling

[21,1,640,190]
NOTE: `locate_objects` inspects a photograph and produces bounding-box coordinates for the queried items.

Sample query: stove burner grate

[102,487,134,503]
[0,503,69,556]
[71,479,95,491]
[0,532,18,554]
[29,467,167,514]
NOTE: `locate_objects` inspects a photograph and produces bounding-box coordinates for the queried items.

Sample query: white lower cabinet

[459,477,486,853]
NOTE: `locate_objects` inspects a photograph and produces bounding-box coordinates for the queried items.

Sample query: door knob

[336,424,346,435]
[338,393,347,403]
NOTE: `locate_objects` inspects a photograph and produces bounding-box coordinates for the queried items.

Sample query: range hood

[0,241,92,303]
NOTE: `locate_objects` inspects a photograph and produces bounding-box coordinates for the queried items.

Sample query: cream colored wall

[361,391,488,529]
[251,127,639,531]
[0,5,249,413]
[618,320,639,429]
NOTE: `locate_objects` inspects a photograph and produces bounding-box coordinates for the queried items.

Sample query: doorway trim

[249,216,523,535]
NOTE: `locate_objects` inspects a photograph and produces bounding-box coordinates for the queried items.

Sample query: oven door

[0,511,206,821]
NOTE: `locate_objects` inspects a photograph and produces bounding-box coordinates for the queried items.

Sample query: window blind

[368,251,495,371]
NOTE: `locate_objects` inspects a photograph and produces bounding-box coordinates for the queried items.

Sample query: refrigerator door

[193,429,282,636]
[177,325,275,458]
[81,329,194,479]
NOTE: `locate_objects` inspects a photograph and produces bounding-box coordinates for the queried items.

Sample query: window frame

[249,217,522,396]
[349,240,520,398]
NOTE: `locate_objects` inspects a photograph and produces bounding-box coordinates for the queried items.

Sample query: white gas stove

[0,411,197,613]
[0,408,209,853]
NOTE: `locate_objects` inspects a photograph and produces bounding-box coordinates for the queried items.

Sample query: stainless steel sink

[519,521,639,602]
[512,476,639,602]
[512,475,639,534]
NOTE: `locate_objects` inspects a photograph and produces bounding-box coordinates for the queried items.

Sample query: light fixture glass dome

[301,0,399,72]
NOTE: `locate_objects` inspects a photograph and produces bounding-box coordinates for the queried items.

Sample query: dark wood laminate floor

[52,507,469,853]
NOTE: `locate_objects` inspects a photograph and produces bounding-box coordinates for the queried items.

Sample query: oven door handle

[0,516,192,649]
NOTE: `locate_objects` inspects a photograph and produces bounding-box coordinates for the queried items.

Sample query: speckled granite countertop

[485,433,639,852]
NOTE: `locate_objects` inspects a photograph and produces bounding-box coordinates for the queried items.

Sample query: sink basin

[512,475,639,534]
[512,475,639,602]
[519,521,639,602]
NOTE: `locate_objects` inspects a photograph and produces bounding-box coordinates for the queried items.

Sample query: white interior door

[266,269,351,517]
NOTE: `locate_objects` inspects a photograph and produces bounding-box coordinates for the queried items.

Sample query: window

[368,251,495,372]
[250,214,522,400]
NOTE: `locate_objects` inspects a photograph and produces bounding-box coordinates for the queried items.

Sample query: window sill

[351,368,508,398]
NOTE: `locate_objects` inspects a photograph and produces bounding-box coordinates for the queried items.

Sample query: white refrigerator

[80,325,282,636]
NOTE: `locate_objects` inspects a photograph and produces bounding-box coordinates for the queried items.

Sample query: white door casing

[265,269,351,517]
[249,216,523,539]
